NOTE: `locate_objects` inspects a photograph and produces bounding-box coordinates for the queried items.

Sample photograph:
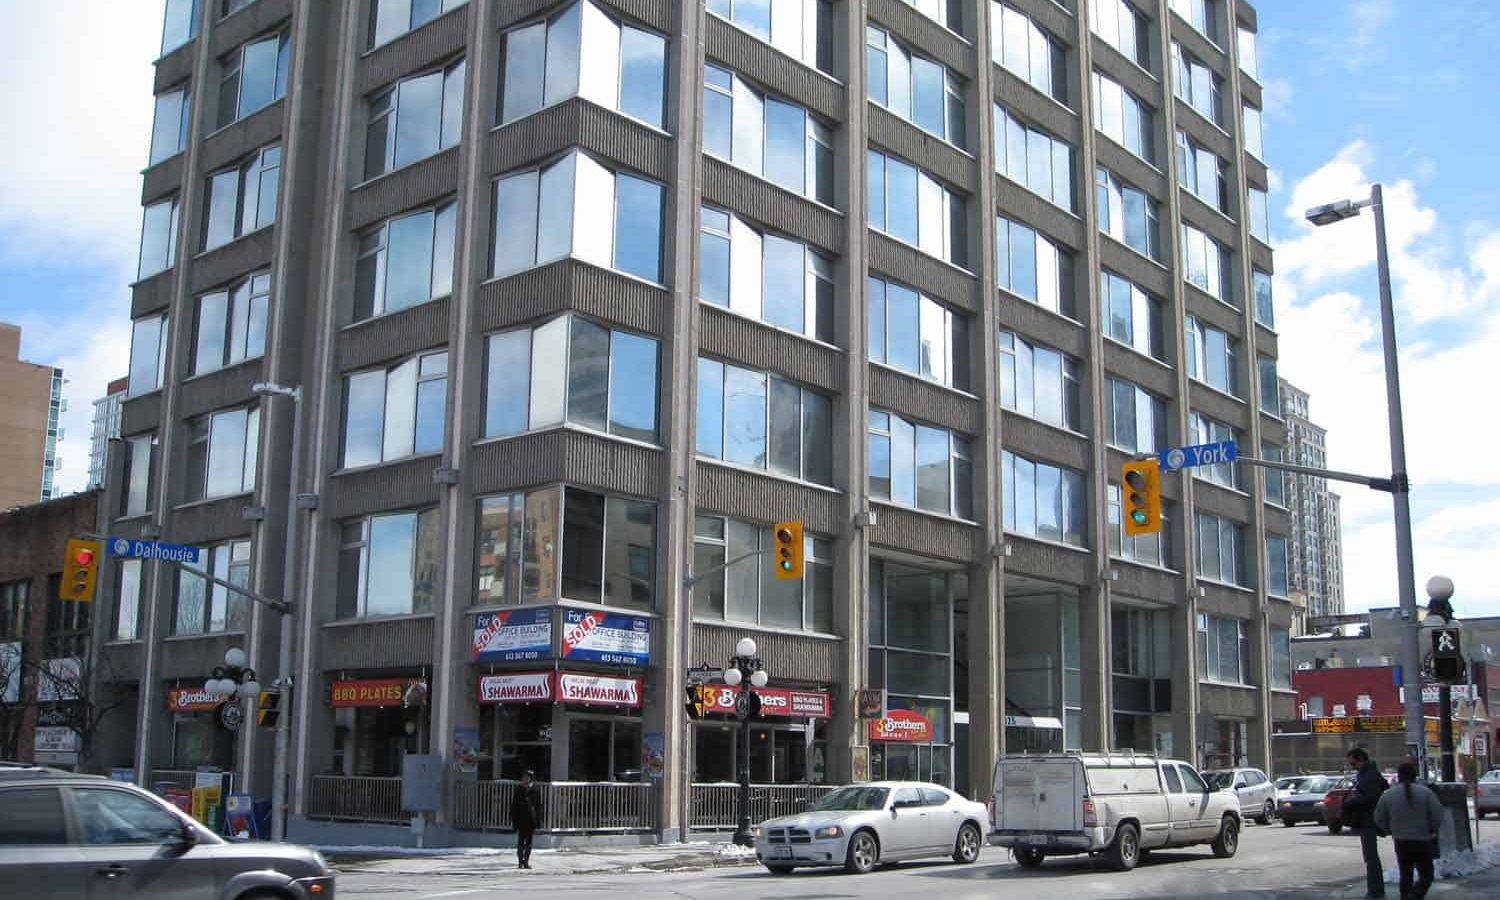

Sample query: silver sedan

[754,782,988,874]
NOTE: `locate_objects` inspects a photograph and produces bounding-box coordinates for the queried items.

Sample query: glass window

[492,150,663,282]
[1002,450,1086,546]
[498,2,667,128]
[867,27,965,147]
[192,272,270,375]
[1176,130,1227,213]
[901,0,964,33]
[127,314,169,398]
[1195,513,1246,587]
[1258,354,1280,415]
[172,539,251,635]
[1172,43,1222,127]
[1107,484,1171,567]
[114,560,143,641]
[698,206,833,343]
[990,2,1067,103]
[1261,442,1286,506]
[708,0,832,73]
[868,149,966,267]
[137,197,180,279]
[149,86,192,165]
[1270,627,1291,689]
[703,63,833,203]
[1170,0,1222,45]
[1253,270,1274,328]
[1096,166,1159,260]
[697,358,832,485]
[1091,71,1154,163]
[161,0,200,56]
[484,315,658,442]
[693,515,833,632]
[1091,0,1149,68]
[217,31,290,128]
[1248,187,1270,242]
[995,216,1073,316]
[370,0,467,49]
[1188,412,1240,489]
[993,104,1073,209]
[1267,534,1288,597]
[120,435,159,518]
[869,276,969,390]
[999,331,1081,431]
[202,144,281,251]
[186,406,260,500]
[342,350,449,467]
[868,411,971,519]
[1184,316,1240,396]
[1105,377,1166,453]
[1180,223,1232,303]
[501,486,657,610]
[1099,270,1163,359]
[337,509,440,618]
[354,202,456,322]
[365,60,466,180]
[1243,103,1264,159]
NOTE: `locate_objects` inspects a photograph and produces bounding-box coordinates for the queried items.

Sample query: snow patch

[1384,841,1500,883]
[314,844,554,858]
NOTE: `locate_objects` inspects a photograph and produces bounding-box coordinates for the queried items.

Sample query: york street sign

[106,537,203,565]
[686,665,722,683]
[1159,440,1238,473]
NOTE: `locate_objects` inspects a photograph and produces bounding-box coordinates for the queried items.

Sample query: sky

[0,1,1495,615]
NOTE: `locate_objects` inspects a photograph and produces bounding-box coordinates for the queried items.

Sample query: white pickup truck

[989,753,1241,871]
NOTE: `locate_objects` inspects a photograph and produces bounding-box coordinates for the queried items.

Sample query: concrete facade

[0,323,64,507]
[1278,377,1344,619]
[99,0,1292,842]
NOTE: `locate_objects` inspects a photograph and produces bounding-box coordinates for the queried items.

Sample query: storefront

[164,686,236,771]
[328,675,431,777]
[477,670,645,781]
[867,560,957,785]
[691,685,832,784]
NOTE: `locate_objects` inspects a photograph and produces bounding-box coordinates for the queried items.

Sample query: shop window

[567,716,642,782]
[479,703,552,781]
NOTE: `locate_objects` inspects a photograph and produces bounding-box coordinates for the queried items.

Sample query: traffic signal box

[684,684,706,720]
[60,538,103,601]
[1121,460,1162,536]
[772,520,804,580]
[257,689,282,728]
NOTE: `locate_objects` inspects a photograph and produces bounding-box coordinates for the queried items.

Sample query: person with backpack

[1375,762,1445,900]
[1344,747,1389,899]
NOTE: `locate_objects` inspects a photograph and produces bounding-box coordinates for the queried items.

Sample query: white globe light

[241,680,261,698]
[204,679,221,696]
[226,682,240,697]
[1427,575,1455,602]
[750,670,769,688]
[723,668,743,686]
[224,647,247,669]
[735,637,757,658]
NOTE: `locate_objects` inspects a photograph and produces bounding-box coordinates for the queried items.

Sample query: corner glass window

[1001,450,1087,546]
[996,216,1074,317]
[498,2,667,129]
[1261,442,1286,506]
[202,144,281,251]
[868,276,970,391]
[703,63,833,204]
[337,508,440,618]
[999,331,1081,432]
[342,350,449,467]
[696,358,832,486]
[562,487,657,609]
[354,201,456,322]
[148,86,192,165]
[365,59,466,179]
[192,272,270,375]
[217,31,290,128]
[868,149,967,267]
[137,197,180,279]
[866,27,965,147]
[369,0,468,49]
[186,406,260,500]
[484,315,659,443]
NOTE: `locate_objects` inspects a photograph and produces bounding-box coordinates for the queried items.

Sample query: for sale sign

[471,607,552,663]
[561,608,650,666]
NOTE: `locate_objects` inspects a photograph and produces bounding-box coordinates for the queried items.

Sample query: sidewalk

[321,841,759,877]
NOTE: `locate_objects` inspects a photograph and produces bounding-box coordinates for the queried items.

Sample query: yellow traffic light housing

[60,538,102,601]
[1121,460,1162,536]
[772,521,804,581]
[684,684,706,720]
[257,689,282,728]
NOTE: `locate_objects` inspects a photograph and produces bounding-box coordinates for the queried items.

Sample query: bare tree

[0,646,131,768]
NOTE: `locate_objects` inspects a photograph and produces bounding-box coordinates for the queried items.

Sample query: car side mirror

[169,821,199,852]
[1234,782,1246,790]
[891,807,899,819]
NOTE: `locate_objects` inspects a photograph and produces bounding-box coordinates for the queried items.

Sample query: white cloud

[1342,502,1500,619]
[1349,0,1394,58]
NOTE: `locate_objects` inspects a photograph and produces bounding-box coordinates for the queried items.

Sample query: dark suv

[0,768,335,899]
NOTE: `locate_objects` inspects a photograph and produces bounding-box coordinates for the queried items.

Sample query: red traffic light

[73,548,95,566]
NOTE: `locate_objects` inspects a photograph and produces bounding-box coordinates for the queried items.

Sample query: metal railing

[148,769,235,794]
[689,783,837,831]
[307,775,407,824]
[453,780,659,833]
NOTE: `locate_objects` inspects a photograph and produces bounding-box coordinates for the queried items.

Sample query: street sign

[106,537,203,565]
[686,665,722,683]
[1159,440,1238,473]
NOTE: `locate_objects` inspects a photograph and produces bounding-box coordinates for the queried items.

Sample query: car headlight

[1313,800,1324,807]
[750,825,762,837]
[814,825,844,839]
[1280,801,1292,808]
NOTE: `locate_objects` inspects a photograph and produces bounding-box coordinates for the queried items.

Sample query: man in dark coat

[1344,747,1389,899]
[511,771,542,869]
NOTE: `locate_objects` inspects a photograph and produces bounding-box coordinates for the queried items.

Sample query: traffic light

[1121,460,1162,536]
[772,521,804,580]
[60,538,102,601]
[257,689,282,728]
[684,684,705,720]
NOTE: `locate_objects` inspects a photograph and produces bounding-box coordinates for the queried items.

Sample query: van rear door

[997,758,1081,833]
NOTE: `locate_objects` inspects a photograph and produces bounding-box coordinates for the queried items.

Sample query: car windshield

[1203,771,1235,790]
[1481,771,1500,783]
[812,786,890,812]
[1295,776,1333,793]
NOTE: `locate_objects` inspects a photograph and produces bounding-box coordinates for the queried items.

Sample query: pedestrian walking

[512,770,542,869]
[1344,747,1390,899]
[1374,762,1445,900]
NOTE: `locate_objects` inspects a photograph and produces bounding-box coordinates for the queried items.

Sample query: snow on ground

[1384,841,1500,884]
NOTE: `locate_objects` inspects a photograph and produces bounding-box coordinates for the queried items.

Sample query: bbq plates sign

[561,609,651,666]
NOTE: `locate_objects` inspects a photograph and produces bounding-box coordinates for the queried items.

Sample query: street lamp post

[205,647,261,783]
[724,637,768,847]
[253,382,303,842]
[1425,576,1459,782]
[1305,184,1424,769]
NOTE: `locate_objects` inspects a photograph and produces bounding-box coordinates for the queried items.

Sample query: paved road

[335,821,1408,899]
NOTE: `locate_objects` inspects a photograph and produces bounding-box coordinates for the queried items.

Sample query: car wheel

[765,865,795,875]
[1014,846,1045,869]
[1256,801,1275,826]
[1327,822,1343,835]
[1281,816,1296,827]
[953,823,982,864]
[844,829,879,875]
[1211,817,1239,859]
[1107,823,1140,872]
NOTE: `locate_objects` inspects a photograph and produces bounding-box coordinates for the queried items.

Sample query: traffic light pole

[1439,682,1455,782]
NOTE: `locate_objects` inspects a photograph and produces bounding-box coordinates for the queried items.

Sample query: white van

[989,753,1241,871]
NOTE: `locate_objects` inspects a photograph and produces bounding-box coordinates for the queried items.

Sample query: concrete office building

[88,377,130,491]
[1278,378,1344,619]
[98,0,1292,842]
[0,323,64,508]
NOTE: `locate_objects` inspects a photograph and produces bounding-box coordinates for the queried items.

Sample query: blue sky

[0,1,1495,615]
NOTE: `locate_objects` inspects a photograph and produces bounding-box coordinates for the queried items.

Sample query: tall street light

[1304,184,1423,769]
[253,381,302,842]
[724,637,768,847]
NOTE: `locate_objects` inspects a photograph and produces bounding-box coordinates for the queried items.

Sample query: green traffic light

[1130,510,1149,525]
[780,560,793,571]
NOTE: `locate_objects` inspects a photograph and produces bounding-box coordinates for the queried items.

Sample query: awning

[1005,714,1064,730]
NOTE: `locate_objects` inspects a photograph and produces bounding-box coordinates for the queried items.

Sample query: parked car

[1275,775,1321,800]
[754,782,988,875]
[1320,775,1358,834]
[989,753,1240,872]
[0,769,335,899]
[1476,769,1500,818]
[1203,767,1277,824]
[1276,774,1343,827]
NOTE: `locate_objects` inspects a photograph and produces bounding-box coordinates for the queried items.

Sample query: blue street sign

[1159,440,1238,473]
[105,537,203,565]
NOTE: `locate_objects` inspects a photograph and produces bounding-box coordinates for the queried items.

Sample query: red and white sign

[868,710,933,743]
[166,688,222,712]
[477,672,554,705]
[556,672,642,708]
[700,686,831,719]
